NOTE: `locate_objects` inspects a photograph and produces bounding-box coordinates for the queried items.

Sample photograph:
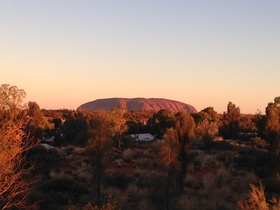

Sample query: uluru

[78,98,197,113]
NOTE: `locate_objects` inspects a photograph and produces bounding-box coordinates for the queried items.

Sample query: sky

[1,1,279,114]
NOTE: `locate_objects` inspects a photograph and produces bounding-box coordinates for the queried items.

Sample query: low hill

[78,98,197,113]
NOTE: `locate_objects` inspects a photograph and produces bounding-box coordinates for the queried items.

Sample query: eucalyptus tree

[86,111,115,199]
[159,128,180,210]
[264,97,280,172]
[193,107,220,140]
[220,102,241,139]
[0,84,38,209]
[146,109,175,139]
[27,101,53,141]
[111,106,128,149]
[174,111,195,190]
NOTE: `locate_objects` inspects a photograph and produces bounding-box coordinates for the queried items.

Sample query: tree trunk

[166,171,169,210]
[97,152,101,198]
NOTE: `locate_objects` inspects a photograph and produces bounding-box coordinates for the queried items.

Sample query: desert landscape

[1,84,280,209]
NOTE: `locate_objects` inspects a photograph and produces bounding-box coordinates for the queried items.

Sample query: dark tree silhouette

[264,97,280,173]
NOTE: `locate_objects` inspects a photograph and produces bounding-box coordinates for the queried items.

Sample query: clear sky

[1,1,279,114]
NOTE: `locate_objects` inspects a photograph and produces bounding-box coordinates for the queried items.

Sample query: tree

[0,84,38,209]
[193,107,220,140]
[0,84,26,111]
[174,111,195,191]
[110,106,128,149]
[146,109,175,139]
[86,111,114,199]
[220,102,241,139]
[63,111,89,146]
[264,97,280,172]
[27,101,53,140]
[158,128,180,210]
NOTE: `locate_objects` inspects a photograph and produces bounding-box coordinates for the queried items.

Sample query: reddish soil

[106,163,135,176]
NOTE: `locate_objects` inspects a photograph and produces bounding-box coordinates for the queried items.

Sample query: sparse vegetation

[1,84,280,209]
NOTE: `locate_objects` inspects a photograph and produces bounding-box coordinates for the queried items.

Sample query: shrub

[250,137,267,149]
[122,149,134,163]
[105,172,132,190]
[237,182,280,210]
[39,177,89,197]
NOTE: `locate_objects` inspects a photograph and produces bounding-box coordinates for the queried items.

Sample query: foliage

[27,101,53,140]
[123,148,134,162]
[159,128,180,171]
[158,128,180,210]
[0,84,26,111]
[27,145,60,176]
[105,172,132,190]
[111,106,128,149]
[193,107,220,140]
[0,84,39,209]
[63,111,89,146]
[250,137,267,149]
[239,114,258,135]
[86,111,115,198]
[174,111,195,190]
[146,109,175,139]
[82,198,118,210]
[237,182,280,210]
[220,102,241,139]
[264,97,280,172]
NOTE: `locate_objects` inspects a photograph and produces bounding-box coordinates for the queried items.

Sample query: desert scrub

[114,159,124,167]
[238,182,280,210]
[105,172,132,190]
[250,137,267,149]
[184,174,202,190]
[123,148,135,163]
[134,157,155,170]
[73,147,86,155]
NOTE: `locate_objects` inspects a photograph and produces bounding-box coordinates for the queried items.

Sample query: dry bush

[238,182,280,210]
[193,151,220,169]
[134,157,151,170]
[250,137,267,149]
[122,148,134,163]
[182,161,258,210]
[151,139,164,153]
[114,159,124,167]
[83,201,117,210]
[178,195,232,210]
[0,113,39,209]
[104,187,127,208]
[185,176,203,191]
[74,147,86,155]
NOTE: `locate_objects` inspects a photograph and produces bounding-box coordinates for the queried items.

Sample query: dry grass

[123,149,134,163]
[31,138,267,210]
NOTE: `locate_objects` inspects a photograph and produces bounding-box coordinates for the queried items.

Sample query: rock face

[78,98,197,113]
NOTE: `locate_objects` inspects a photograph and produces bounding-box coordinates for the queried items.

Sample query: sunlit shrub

[250,137,267,149]
[237,182,280,210]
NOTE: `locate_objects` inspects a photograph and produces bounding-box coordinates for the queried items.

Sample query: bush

[105,172,132,190]
[250,137,267,148]
[122,149,134,163]
[39,177,89,197]
[27,146,60,175]
[237,182,280,210]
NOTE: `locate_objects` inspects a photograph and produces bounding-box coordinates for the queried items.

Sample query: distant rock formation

[78,98,197,113]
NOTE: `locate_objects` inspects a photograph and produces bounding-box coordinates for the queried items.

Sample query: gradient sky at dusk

[1,1,279,113]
